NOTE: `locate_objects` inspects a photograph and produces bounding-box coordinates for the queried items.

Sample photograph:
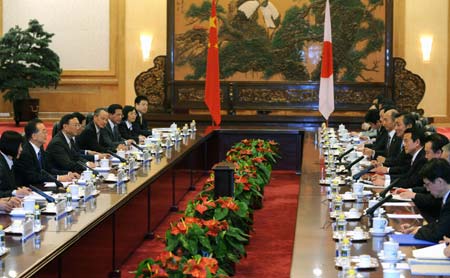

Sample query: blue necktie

[37,151,42,168]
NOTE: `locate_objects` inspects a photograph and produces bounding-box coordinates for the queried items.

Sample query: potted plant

[165,216,248,275]
[135,251,229,278]
[0,19,62,125]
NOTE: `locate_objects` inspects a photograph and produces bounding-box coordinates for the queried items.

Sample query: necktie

[37,151,42,168]
[70,138,76,150]
[386,135,392,153]
[113,125,119,141]
[96,131,100,143]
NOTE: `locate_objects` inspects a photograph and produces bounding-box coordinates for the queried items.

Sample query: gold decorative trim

[0,0,120,85]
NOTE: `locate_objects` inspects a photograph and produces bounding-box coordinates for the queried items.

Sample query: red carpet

[119,171,300,278]
[437,127,450,139]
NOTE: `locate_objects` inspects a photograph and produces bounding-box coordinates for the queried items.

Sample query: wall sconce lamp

[140,34,153,61]
[420,35,433,63]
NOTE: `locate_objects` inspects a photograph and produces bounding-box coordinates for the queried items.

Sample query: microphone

[379,178,401,198]
[76,161,99,176]
[131,142,144,152]
[41,169,65,189]
[345,156,365,170]
[28,184,56,203]
[106,150,127,163]
[352,165,375,180]
[337,148,354,162]
[364,194,393,216]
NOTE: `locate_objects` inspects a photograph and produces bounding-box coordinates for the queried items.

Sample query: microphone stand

[106,151,127,163]
[41,169,65,189]
[379,178,401,198]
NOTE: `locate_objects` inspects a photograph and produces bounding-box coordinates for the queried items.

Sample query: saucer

[330,211,362,220]
[341,193,356,202]
[335,256,379,270]
[369,226,394,236]
[378,250,406,262]
[343,211,362,220]
[333,231,370,241]
[320,179,346,186]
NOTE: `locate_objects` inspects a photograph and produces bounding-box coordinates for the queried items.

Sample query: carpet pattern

[119,171,300,278]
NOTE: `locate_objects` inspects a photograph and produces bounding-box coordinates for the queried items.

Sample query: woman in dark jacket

[118,105,144,143]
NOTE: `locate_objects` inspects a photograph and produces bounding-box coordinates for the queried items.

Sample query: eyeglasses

[69,123,82,128]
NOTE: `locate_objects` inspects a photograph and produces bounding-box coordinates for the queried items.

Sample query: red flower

[195,203,208,214]
[148,264,169,278]
[183,260,207,278]
[235,175,248,184]
[252,156,266,163]
[184,217,203,226]
[170,220,187,235]
[240,149,252,155]
[216,197,239,212]
[199,257,219,274]
[157,251,181,271]
[203,219,228,237]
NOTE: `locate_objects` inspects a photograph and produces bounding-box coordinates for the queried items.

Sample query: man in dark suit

[47,114,92,173]
[372,127,427,189]
[363,107,397,158]
[134,96,151,136]
[77,108,114,153]
[103,104,133,150]
[399,158,450,243]
[396,133,449,222]
[14,119,77,186]
[0,130,31,200]
[373,112,416,174]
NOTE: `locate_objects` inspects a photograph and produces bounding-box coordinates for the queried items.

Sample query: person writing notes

[400,159,450,243]
[0,131,31,198]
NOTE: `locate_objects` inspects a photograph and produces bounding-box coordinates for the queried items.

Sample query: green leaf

[213,207,229,220]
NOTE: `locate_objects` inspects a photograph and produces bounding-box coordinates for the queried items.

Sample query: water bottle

[34,234,41,249]
[66,188,72,210]
[339,237,351,260]
[142,149,150,164]
[336,213,347,237]
[0,225,5,253]
[117,166,126,194]
[34,205,41,232]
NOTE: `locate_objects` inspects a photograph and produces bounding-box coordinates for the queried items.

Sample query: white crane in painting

[238,0,280,29]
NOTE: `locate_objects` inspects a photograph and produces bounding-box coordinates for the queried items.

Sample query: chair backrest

[52,121,60,137]
[85,113,94,125]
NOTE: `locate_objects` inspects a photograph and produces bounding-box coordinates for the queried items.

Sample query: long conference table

[291,132,447,278]
[0,127,304,278]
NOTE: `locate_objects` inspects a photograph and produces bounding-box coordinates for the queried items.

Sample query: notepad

[408,258,450,276]
[383,202,413,207]
[389,234,435,246]
[413,243,450,260]
[387,213,423,219]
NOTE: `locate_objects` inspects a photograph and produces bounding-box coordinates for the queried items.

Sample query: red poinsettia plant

[184,195,252,235]
[165,216,248,275]
[135,251,229,278]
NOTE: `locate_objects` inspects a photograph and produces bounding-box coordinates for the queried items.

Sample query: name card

[84,184,94,201]
[55,200,67,219]
[22,219,34,241]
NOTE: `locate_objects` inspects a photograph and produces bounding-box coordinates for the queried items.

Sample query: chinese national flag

[319,0,334,120]
[204,0,221,126]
